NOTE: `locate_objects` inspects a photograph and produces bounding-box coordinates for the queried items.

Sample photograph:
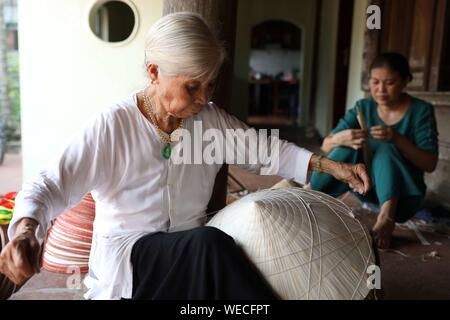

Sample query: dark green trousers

[310,144,423,223]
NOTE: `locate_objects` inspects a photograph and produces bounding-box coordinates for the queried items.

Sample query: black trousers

[130,226,278,300]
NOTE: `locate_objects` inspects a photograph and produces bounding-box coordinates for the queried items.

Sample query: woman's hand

[0,220,41,285]
[370,125,397,142]
[309,155,371,195]
[332,162,371,195]
[332,129,368,150]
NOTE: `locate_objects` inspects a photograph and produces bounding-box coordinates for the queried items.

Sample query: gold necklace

[142,90,184,160]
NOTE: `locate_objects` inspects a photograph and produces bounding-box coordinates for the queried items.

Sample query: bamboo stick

[356,106,372,173]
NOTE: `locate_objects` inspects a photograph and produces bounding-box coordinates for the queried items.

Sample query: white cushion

[207,188,375,300]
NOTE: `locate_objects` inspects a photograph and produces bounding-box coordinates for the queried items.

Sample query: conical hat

[207,188,376,300]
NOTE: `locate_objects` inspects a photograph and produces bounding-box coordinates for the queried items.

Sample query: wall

[18,0,163,180]
[232,0,317,125]
[313,0,339,136]
[346,0,367,111]
[418,94,450,210]
[314,0,367,136]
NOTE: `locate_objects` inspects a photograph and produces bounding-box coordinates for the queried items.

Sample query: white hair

[144,12,226,81]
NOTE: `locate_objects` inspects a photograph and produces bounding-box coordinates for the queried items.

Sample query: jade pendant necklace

[142,90,184,160]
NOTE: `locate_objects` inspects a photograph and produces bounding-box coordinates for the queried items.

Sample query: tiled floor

[9,270,86,300]
[0,153,22,195]
[3,132,450,300]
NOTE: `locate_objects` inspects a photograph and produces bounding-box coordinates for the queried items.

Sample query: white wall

[346,0,368,111]
[18,0,163,180]
[314,0,339,137]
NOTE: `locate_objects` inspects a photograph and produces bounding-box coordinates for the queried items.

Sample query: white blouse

[8,92,313,299]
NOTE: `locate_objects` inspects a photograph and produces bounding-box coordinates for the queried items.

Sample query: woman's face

[155,72,216,119]
[369,67,408,106]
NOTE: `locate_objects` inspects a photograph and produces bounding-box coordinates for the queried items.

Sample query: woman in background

[311,52,439,249]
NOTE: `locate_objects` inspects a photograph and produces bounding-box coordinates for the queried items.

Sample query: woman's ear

[402,78,411,90]
[407,75,413,85]
[147,64,159,84]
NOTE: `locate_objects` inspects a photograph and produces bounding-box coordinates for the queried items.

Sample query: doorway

[247,20,302,126]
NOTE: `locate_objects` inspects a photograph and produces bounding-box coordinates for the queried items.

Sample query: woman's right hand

[332,129,368,150]
[0,222,41,285]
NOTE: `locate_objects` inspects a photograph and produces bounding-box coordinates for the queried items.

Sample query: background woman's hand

[370,125,396,142]
[0,226,41,285]
[333,129,368,150]
[333,162,371,195]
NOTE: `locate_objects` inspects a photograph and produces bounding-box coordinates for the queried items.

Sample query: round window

[89,0,138,44]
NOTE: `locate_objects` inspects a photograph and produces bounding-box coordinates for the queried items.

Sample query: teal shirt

[331,94,439,196]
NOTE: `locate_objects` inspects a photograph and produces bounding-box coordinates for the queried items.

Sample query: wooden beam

[163,0,237,110]
[429,0,450,91]
[162,0,238,215]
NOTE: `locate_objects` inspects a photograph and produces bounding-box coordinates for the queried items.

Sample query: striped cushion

[42,194,95,273]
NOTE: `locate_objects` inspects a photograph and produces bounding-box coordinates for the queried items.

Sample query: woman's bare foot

[371,214,396,249]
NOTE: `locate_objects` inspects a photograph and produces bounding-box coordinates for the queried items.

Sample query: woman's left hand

[333,162,371,195]
[370,125,397,142]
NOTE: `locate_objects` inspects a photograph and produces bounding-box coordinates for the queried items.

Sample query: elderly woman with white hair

[0,12,370,300]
